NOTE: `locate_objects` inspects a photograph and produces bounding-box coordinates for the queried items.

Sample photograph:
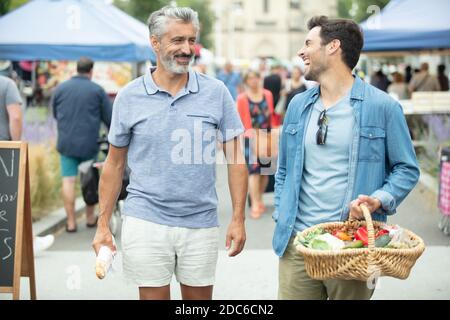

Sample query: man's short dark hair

[307,16,364,70]
[77,57,94,74]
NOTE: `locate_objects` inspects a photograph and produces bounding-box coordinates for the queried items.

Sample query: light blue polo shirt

[295,92,354,232]
[108,67,244,228]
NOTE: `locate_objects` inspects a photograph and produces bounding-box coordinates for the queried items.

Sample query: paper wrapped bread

[95,246,115,280]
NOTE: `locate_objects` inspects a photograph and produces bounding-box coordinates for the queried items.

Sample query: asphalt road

[4,164,450,300]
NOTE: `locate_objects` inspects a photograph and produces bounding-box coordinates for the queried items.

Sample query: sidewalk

[11,245,450,300]
[3,168,450,300]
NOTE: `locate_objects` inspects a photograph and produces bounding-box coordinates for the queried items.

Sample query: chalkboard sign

[0,146,20,287]
[0,141,36,300]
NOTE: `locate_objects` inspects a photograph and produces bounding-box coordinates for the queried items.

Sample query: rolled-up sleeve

[372,101,420,215]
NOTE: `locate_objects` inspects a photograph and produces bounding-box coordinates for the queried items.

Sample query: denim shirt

[272,76,420,257]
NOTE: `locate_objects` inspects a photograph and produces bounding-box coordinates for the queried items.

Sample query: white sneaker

[33,235,55,255]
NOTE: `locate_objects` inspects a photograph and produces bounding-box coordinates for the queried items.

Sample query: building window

[290,0,300,9]
[263,0,269,13]
[233,1,243,11]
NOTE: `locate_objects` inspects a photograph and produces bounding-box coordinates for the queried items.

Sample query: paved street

[3,165,450,300]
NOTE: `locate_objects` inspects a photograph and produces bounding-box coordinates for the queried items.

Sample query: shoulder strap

[413,74,430,91]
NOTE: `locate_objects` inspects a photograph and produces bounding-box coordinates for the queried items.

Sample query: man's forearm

[227,163,248,221]
[8,106,22,141]
[9,118,22,140]
[98,160,125,228]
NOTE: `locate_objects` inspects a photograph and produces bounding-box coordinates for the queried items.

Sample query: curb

[419,170,439,197]
[33,197,86,236]
[32,172,439,237]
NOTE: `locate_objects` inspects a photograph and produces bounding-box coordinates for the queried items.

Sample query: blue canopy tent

[0,0,155,62]
[361,0,450,52]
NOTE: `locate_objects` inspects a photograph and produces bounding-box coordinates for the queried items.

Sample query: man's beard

[160,52,194,74]
[304,64,327,82]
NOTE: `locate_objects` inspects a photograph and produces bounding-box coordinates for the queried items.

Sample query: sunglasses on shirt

[316,109,328,145]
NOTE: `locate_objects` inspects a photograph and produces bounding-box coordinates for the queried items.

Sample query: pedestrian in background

[409,62,441,93]
[237,70,279,219]
[285,66,307,111]
[217,61,242,101]
[370,69,390,92]
[263,63,283,108]
[405,65,413,84]
[388,72,409,100]
[52,57,112,232]
[0,75,22,141]
[437,64,449,91]
[1,74,55,254]
[92,6,247,300]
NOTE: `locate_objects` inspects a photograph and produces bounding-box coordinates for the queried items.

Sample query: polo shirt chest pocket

[359,127,386,161]
[186,114,218,129]
[186,114,219,141]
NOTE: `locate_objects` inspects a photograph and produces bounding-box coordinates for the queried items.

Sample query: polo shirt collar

[143,67,199,95]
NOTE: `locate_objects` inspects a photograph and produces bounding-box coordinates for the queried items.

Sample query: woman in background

[236,71,280,219]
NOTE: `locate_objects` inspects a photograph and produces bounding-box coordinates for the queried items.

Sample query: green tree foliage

[0,0,29,16]
[114,0,215,48]
[113,0,167,23]
[0,0,10,16]
[175,0,215,49]
[338,0,390,23]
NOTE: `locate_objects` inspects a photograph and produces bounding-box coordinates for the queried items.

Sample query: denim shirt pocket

[284,123,299,151]
[359,127,386,161]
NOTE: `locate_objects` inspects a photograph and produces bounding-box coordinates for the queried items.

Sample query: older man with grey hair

[92,6,248,300]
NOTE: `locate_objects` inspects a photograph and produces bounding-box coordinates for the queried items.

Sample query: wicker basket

[295,205,426,281]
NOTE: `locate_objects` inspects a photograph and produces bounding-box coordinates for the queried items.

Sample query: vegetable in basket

[332,230,352,241]
[295,228,325,247]
[375,229,389,238]
[296,229,345,251]
[374,234,392,248]
[313,233,345,250]
[310,239,331,250]
[386,226,420,249]
[343,240,364,249]
[354,227,368,246]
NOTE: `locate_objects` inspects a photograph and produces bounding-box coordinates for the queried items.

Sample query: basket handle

[360,204,375,250]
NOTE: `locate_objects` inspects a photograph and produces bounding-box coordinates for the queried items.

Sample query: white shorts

[121,215,219,287]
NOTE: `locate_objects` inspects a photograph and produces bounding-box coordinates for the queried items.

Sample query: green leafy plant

[29,144,62,221]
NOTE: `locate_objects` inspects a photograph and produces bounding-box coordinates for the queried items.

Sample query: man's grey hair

[147,6,200,39]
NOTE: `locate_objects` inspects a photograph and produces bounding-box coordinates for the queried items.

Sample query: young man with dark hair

[272,16,419,300]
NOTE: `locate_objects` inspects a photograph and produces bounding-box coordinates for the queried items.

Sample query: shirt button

[369,134,373,138]
[291,129,295,134]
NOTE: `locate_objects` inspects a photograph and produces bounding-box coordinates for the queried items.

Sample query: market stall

[0,0,155,62]
[0,0,156,143]
[361,0,450,52]
[359,0,450,150]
